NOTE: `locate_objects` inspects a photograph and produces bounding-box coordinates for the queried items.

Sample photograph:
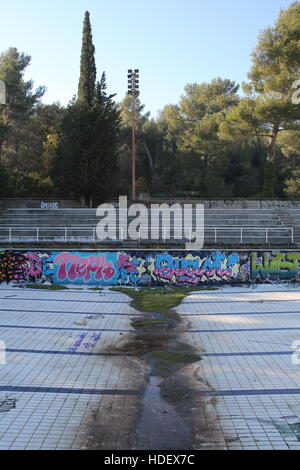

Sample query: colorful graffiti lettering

[0,251,43,283]
[53,252,117,284]
[152,252,240,284]
[0,252,27,282]
[26,253,43,282]
[1,250,300,286]
[118,254,143,285]
[250,252,300,281]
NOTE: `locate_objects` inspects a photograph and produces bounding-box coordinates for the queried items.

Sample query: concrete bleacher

[281,209,300,246]
[0,202,296,247]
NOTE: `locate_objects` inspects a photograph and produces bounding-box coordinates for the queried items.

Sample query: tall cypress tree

[78,11,96,106]
[53,11,120,207]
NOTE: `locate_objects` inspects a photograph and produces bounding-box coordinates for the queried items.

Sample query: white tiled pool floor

[0,287,144,450]
[178,285,300,450]
[1,284,300,450]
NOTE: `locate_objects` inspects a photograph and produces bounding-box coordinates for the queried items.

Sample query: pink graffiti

[54,252,115,282]
[26,253,43,281]
[153,267,233,282]
[216,269,232,278]
[118,254,137,273]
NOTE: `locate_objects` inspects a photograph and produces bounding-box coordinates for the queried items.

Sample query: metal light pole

[0,80,6,164]
[127,69,139,200]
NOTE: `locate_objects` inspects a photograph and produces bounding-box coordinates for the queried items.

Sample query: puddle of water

[134,376,192,450]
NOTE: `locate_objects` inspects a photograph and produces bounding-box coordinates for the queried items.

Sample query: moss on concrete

[148,350,201,364]
[111,286,217,316]
[13,284,69,290]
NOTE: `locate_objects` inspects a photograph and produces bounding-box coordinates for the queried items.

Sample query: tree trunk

[80,194,85,207]
[0,135,4,163]
[203,154,209,196]
[0,109,9,164]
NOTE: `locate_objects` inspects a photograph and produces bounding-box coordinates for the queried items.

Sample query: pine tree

[0,47,45,162]
[77,11,96,106]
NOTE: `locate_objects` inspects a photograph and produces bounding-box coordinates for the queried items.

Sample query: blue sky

[0,0,294,117]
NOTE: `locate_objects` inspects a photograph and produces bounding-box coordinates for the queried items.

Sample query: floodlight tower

[127,69,139,200]
[0,80,6,165]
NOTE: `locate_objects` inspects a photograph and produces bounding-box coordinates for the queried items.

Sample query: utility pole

[127,69,139,200]
[0,80,6,163]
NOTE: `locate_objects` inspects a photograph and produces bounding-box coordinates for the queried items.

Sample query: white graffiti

[40,202,59,209]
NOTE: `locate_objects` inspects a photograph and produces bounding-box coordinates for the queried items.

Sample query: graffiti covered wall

[1,250,300,286]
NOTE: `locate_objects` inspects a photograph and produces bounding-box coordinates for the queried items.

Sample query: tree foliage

[3,3,300,202]
[77,11,96,107]
[0,47,45,162]
[220,1,300,196]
